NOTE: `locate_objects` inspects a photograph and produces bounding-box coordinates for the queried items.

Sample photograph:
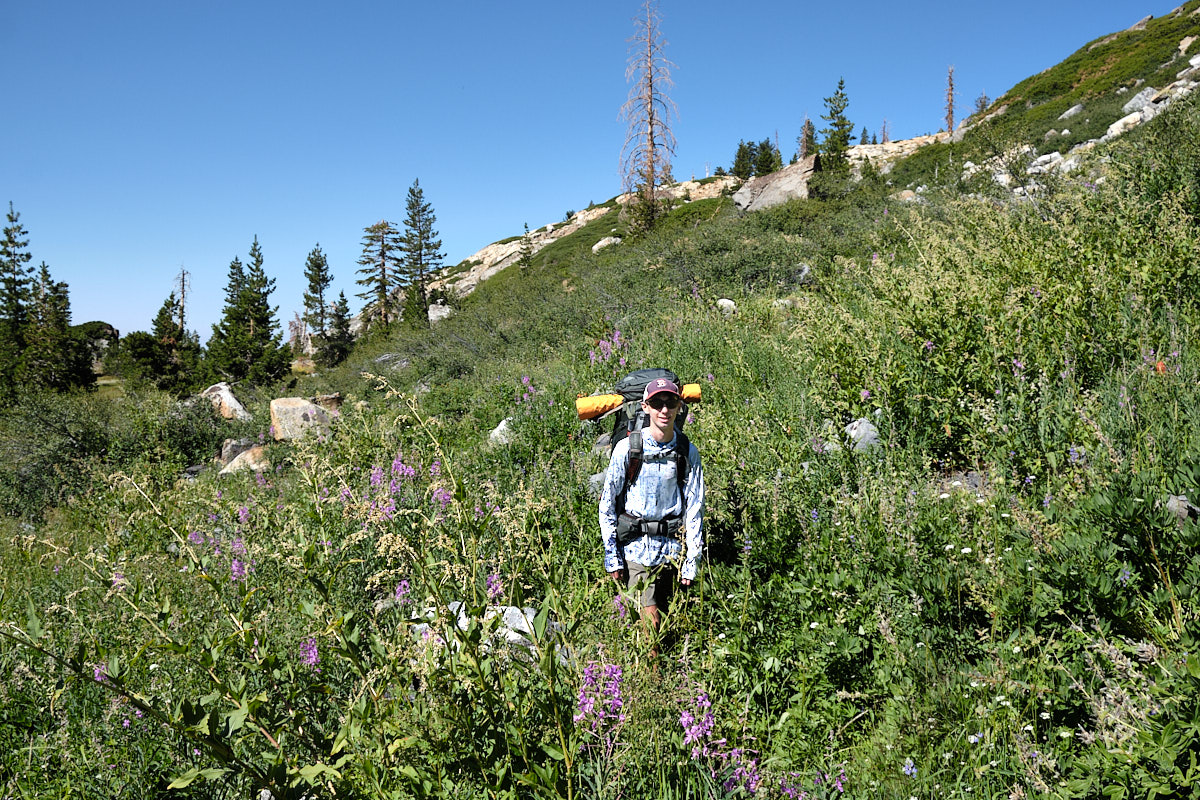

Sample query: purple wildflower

[237,506,250,525]
[395,579,411,604]
[370,466,384,487]
[432,487,453,510]
[429,460,441,477]
[486,573,503,601]
[188,531,204,545]
[903,757,917,778]
[574,662,626,736]
[300,637,320,668]
[860,389,871,401]
[230,559,249,583]
[93,664,108,683]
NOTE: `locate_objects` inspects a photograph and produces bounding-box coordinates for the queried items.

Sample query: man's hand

[609,569,624,583]
[681,577,692,587]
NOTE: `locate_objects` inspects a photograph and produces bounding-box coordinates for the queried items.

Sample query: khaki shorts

[626,561,676,609]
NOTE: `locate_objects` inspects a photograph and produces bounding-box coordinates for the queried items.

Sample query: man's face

[642,392,681,436]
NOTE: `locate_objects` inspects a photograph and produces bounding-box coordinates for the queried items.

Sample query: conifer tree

[518,223,534,271]
[301,244,332,338]
[861,126,870,145]
[732,140,756,180]
[22,263,92,390]
[974,91,991,116]
[819,78,855,172]
[206,238,289,385]
[753,138,782,176]
[399,179,444,327]
[316,291,353,367]
[620,0,678,232]
[355,220,402,331]
[0,203,34,391]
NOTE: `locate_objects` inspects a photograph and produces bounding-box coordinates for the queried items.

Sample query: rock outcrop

[732,155,819,212]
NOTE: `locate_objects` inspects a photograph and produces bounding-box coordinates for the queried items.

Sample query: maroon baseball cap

[642,377,681,401]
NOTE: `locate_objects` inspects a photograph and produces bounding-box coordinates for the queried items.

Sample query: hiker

[599,376,705,646]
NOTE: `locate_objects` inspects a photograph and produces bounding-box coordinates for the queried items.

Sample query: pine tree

[819,78,855,172]
[301,244,332,338]
[518,223,534,271]
[974,91,991,116]
[399,179,445,327]
[732,140,755,180]
[861,126,870,145]
[753,138,781,176]
[22,263,91,390]
[620,0,678,232]
[871,132,878,145]
[316,291,353,367]
[0,203,34,392]
[945,65,956,133]
[355,220,402,331]
[206,238,289,385]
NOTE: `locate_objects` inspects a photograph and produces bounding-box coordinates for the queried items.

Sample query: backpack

[608,368,691,535]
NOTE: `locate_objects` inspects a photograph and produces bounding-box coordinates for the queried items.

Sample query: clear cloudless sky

[1,0,1185,338]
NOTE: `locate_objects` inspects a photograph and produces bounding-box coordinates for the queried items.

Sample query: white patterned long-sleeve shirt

[599,431,705,580]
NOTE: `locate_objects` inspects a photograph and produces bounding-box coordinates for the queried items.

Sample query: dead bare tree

[620,0,678,232]
[945,65,956,133]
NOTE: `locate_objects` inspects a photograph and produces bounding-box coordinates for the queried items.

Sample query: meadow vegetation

[4,89,1200,800]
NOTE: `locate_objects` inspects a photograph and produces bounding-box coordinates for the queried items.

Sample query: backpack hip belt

[616,512,683,545]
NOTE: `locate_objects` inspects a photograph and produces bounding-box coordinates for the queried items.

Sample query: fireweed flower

[429,459,441,477]
[574,662,626,737]
[432,487,453,510]
[679,690,716,758]
[300,637,320,668]
[111,572,126,591]
[93,664,108,683]
[612,594,627,620]
[369,466,384,487]
[230,559,249,583]
[861,389,871,401]
[486,573,503,601]
[395,580,411,604]
[237,506,250,525]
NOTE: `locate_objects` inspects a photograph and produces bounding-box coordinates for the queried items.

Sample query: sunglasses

[645,395,681,411]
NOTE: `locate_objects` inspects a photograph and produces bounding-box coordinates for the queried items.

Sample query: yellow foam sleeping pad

[575,383,701,420]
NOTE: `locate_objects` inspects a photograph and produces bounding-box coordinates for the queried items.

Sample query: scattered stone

[201,382,252,421]
[716,298,737,316]
[1059,103,1085,120]
[219,445,269,476]
[269,398,331,441]
[592,236,621,254]
[845,418,882,453]
[1102,111,1144,142]
[1165,494,1200,525]
[489,417,515,445]
[1129,14,1152,31]
[374,353,411,368]
[428,301,454,325]
[219,437,256,465]
[311,393,343,414]
[1122,87,1159,114]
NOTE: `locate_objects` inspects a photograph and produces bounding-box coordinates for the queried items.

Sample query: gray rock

[200,382,251,421]
[592,236,622,254]
[219,437,255,465]
[716,298,737,316]
[1122,87,1159,114]
[732,155,819,212]
[489,417,515,445]
[270,398,331,441]
[428,301,454,325]
[219,445,269,476]
[1058,103,1085,120]
[1165,494,1200,524]
[845,418,882,453]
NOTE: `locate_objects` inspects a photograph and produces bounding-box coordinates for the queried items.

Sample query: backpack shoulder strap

[674,432,690,497]
[616,426,643,516]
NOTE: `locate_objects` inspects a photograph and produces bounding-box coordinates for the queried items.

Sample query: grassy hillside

[5,41,1200,800]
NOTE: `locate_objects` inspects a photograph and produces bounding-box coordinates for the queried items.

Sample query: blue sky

[1,0,1184,337]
